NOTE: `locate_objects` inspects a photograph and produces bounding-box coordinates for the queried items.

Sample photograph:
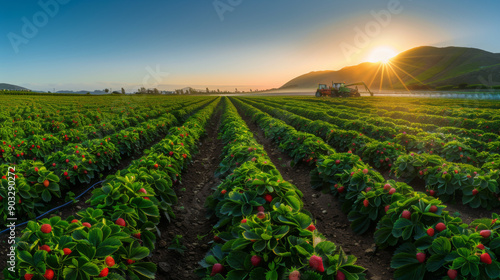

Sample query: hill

[0,83,30,91]
[281,46,500,90]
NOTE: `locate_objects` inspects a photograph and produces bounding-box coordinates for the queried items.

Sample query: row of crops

[2,95,500,279]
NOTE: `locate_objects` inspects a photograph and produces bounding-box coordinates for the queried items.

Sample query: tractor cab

[318,84,328,90]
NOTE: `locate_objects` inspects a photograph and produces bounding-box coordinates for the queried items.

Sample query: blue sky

[1,0,499,92]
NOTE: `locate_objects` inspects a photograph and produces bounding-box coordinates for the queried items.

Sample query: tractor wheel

[315,91,322,97]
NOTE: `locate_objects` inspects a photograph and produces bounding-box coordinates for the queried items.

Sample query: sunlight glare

[367,47,398,63]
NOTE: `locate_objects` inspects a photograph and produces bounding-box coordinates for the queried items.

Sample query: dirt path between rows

[151,108,224,280]
[234,102,394,280]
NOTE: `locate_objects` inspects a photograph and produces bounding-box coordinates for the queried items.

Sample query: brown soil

[151,108,224,280]
[235,103,395,280]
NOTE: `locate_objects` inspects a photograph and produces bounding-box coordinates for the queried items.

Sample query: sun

[367,47,398,63]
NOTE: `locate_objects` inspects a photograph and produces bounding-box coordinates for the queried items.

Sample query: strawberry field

[1,94,500,280]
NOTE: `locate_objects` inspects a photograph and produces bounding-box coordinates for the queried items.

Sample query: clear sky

[1,0,499,92]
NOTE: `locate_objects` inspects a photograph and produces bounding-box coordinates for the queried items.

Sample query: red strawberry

[492,219,498,225]
[98,267,109,277]
[264,194,273,203]
[480,230,491,238]
[256,212,266,219]
[257,206,265,212]
[126,259,135,265]
[401,210,411,220]
[43,180,50,187]
[447,269,458,280]
[365,187,372,192]
[416,252,426,263]
[362,168,369,174]
[144,197,150,200]
[34,167,39,172]
[63,248,72,255]
[338,186,345,193]
[309,255,325,272]
[389,188,396,195]
[289,270,301,280]
[472,189,478,196]
[106,256,115,267]
[82,222,91,228]
[427,228,435,237]
[210,263,224,276]
[73,165,78,170]
[481,252,492,264]
[241,218,247,223]
[429,190,436,196]
[43,268,54,280]
[71,219,78,223]
[133,232,141,239]
[24,273,34,280]
[335,159,341,164]
[138,188,147,194]
[307,224,316,231]
[221,189,227,195]
[41,224,52,233]
[64,171,68,176]
[477,244,485,250]
[384,205,390,213]
[251,255,262,266]
[436,223,446,232]
[154,163,159,169]
[40,245,51,252]
[363,199,369,207]
[383,183,391,190]
[336,271,346,280]
[115,218,126,227]
[429,205,438,213]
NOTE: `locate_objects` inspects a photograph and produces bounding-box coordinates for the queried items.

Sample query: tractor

[315,82,373,97]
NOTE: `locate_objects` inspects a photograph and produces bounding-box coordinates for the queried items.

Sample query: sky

[1,0,499,92]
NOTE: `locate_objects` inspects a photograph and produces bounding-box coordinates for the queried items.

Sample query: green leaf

[226,251,248,270]
[81,262,100,276]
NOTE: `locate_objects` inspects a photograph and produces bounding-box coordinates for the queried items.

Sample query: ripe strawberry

[133,232,141,239]
[401,210,411,220]
[429,205,438,213]
[363,199,369,207]
[40,245,51,252]
[115,218,126,227]
[138,188,147,194]
[251,255,262,266]
[335,159,341,164]
[126,259,135,265]
[71,219,78,223]
[472,189,478,195]
[241,218,247,223]
[480,230,491,238]
[264,194,273,203]
[384,205,390,213]
[63,248,72,255]
[73,165,78,170]
[256,212,266,219]
[64,171,68,176]
[82,222,91,228]
[105,256,115,267]
[337,186,345,193]
[492,219,498,225]
[307,224,316,231]
[427,227,435,237]
[389,188,396,195]
[362,168,369,174]
[416,252,426,263]
[154,163,159,169]
[41,224,52,233]
[257,206,265,212]
[210,263,224,276]
[429,190,436,196]
[24,273,34,280]
[289,270,301,280]
[365,187,371,192]
[477,244,485,250]
[43,180,50,187]
[221,189,227,195]
[309,255,325,272]
[336,271,346,280]
[436,223,446,232]
[98,267,109,277]
[43,268,54,280]
[481,252,492,264]
[34,167,39,172]
[447,269,458,279]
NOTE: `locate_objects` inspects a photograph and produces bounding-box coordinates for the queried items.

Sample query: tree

[121,88,125,94]
[104,88,109,93]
